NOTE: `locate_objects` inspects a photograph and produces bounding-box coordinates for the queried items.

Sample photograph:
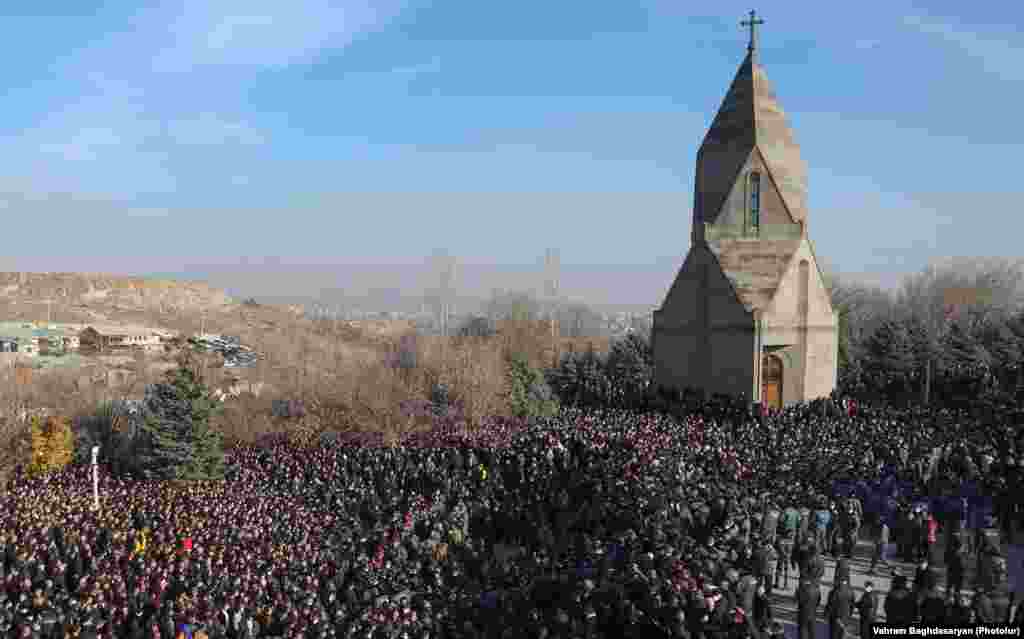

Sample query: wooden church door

[762,355,783,410]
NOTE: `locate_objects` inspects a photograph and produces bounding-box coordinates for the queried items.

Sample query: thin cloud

[904,15,1024,82]
[5,1,411,198]
[153,0,409,70]
[165,114,267,146]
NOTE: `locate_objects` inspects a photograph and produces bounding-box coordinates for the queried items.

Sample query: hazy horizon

[142,259,904,312]
[0,256,913,312]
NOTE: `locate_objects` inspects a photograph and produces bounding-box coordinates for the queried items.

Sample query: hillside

[0,272,233,314]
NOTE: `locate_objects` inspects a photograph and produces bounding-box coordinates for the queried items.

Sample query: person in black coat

[856,582,878,639]
[918,585,946,626]
[947,591,973,625]
[752,582,773,633]
[988,585,1012,625]
[944,532,966,598]
[825,559,854,639]
[804,547,825,585]
[753,540,777,598]
[776,533,795,591]
[869,519,891,576]
[973,589,996,624]
[796,578,820,639]
[884,575,918,625]
[913,560,938,604]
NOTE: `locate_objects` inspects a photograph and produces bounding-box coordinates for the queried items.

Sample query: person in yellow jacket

[478,464,488,481]
[132,528,149,557]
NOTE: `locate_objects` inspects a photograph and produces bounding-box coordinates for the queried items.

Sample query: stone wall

[654,244,755,397]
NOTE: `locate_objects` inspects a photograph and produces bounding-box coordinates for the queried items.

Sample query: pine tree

[546,352,578,404]
[506,352,558,419]
[605,333,653,407]
[864,319,916,395]
[135,355,224,481]
[577,345,606,406]
[977,319,1021,390]
[940,321,991,378]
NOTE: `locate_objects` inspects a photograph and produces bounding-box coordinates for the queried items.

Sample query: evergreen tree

[546,352,580,404]
[577,345,608,406]
[605,333,653,408]
[984,316,1024,385]
[939,321,991,379]
[506,352,558,419]
[864,319,916,395]
[135,355,224,481]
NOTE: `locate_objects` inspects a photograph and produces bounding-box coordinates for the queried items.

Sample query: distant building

[0,337,18,353]
[79,326,162,352]
[78,327,105,352]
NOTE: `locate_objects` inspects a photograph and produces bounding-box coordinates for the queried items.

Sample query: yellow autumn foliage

[28,415,75,477]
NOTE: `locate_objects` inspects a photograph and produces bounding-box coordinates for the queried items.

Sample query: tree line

[832,257,1024,407]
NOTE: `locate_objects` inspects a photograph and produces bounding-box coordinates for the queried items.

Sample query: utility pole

[91,446,100,511]
[199,311,207,383]
[432,251,457,338]
[543,248,560,339]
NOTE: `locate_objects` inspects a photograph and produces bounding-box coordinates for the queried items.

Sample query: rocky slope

[0,272,233,314]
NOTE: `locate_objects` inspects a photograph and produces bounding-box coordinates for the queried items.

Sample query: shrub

[506,352,559,420]
[28,415,74,477]
[546,346,609,407]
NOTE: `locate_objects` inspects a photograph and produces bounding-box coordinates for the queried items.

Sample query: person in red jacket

[925,512,939,565]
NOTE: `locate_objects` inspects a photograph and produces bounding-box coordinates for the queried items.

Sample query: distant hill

[0,270,233,327]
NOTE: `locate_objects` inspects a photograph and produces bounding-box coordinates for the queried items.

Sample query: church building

[652,12,838,408]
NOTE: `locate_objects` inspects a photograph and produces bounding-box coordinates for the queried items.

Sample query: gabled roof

[707,238,801,311]
[697,51,808,225]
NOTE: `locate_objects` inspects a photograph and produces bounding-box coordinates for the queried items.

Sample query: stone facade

[652,48,838,407]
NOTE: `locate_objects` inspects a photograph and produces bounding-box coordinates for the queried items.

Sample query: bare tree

[897,257,1024,403]
[828,273,895,344]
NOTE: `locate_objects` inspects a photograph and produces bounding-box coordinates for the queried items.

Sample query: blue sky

[0,1,1020,303]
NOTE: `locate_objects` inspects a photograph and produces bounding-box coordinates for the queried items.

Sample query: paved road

[768,527,1022,637]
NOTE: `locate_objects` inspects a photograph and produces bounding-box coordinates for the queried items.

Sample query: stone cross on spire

[741,10,765,59]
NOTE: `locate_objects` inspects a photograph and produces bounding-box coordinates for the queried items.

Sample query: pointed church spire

[741,10,765,62]
[692,16,808,240]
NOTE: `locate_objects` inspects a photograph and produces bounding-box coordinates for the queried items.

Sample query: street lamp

[91,446,100,511]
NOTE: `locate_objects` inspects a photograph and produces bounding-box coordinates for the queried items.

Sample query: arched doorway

[762,355,783,410]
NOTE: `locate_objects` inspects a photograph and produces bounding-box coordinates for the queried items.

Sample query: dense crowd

[1,398,1023,639]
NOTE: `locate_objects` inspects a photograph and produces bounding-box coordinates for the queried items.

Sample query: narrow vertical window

[749,171,761,233]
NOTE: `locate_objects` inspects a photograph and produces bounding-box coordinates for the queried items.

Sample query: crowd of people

[1,398,1022,639]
